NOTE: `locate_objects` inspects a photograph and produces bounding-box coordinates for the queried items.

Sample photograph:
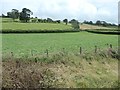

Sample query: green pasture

[2,32,118,57]
[1,18,73,30]
[2,23,72,30]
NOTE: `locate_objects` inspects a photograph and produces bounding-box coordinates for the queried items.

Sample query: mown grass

[2,32,118,58]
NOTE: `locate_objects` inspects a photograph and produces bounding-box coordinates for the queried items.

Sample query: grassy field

[2,32,118,58]
[1,18,73,30]
[2,23,72,30]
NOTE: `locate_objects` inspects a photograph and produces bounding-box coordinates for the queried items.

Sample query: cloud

[119,1,120,24]
[0,0,119,24]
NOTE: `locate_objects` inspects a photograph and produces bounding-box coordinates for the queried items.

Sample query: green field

[1,18,73,30]
[2,23,72,30]
[2,32,118,57]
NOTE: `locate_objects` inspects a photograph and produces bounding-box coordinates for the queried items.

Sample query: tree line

[83,20,117,27]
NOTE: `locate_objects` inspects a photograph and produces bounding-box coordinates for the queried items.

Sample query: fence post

[80,47,82,54]
[62,48,65,53]
[95,45,97,53]
[110,44,112,49]
[108,44,113,57]
[46,49,49,57]
[16,60,20,68]
[11,52,14,57]
[31,50,34,56]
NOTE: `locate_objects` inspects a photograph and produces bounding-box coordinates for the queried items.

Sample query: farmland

[2,32,118,58]
[1,17,73,31]
[2,22,73,31]
[1,17,119,88]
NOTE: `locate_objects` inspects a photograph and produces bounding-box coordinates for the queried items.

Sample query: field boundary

[85,29,120,35]
[2,29,119,35]
[0,29,80,34]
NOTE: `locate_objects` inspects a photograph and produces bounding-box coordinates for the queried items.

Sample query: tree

[2,14,5,17]
[83,20,93,25]
[102,21,108,27]
[96,20,101,26]
[69,19,76,23]
[19,8,33,22]
[47,18,53,23]
[70,19,80,30]
[89,21,93,25]
[38,19,43,23]
[7,12,11,17]
[56,20,61,23]
[63,19,68,25]
[7,9,19,21]
[43,19,47,23]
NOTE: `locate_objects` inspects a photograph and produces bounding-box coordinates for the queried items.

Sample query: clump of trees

[34,18,61,23]
[69,19,80,30]
[95,20,117,27]
[83,20,117,27]
[83,20,93,25]
[6,8,62,24]
[7,9,19,21]
[7,8,33,23]
[63,19,68,25]
[19,8,33,23]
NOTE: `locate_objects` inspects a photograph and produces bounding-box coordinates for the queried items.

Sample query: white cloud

[0,0,119,24]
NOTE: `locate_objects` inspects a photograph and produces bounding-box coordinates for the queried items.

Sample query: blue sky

[1,0,119,24]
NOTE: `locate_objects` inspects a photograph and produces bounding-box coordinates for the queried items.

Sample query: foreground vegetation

[2,51,119,88]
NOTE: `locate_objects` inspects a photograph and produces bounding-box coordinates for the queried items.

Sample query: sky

[118,1,120,24]
[0,0,119,24]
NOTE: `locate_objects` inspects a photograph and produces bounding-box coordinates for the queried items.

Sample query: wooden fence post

[63,48,65,53]
[110,44,112,49]
[11,52,14,57]
[46,49,49,57]
[107,44,114,57]
[95,45,97,53]
[31,50,34,56]
[80,47,82,54]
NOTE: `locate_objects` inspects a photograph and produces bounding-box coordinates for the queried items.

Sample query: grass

[1,18,73,30]
[2,23,73,30]
[2,32,118,58]
[2,53,118,88]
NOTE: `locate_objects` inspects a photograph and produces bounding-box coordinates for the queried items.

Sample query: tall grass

[2,51,118,88]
